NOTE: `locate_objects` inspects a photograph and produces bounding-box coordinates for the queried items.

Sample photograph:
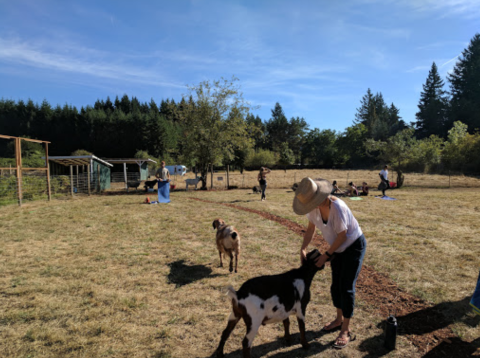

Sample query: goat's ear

[212,220,216,230]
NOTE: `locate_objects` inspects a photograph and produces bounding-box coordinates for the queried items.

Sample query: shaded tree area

[0,95,181,161]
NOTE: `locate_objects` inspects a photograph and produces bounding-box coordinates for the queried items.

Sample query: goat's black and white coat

[216,249,324,358]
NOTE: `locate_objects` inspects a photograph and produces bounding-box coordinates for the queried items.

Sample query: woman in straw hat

[293,177,366,349]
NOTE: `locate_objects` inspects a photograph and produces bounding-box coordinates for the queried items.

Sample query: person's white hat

[292,177,333,215]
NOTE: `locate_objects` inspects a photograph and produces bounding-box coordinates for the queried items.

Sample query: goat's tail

[226,285,238,306]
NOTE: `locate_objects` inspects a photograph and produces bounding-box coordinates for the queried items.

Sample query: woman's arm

[315,230,347,267]
[300,220,316,264]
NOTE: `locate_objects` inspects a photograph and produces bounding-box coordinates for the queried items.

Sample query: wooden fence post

[70,165,74,197]
[87,165,91,195]
[45,143,51,201]
[15,138,22,207]
[227,165,230,189]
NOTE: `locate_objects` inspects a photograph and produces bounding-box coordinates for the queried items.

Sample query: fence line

[2,169,480,206]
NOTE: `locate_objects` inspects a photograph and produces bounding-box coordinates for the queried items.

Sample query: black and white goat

[215,249,324,358]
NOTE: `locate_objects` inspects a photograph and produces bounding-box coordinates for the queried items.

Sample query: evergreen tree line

[0,34,479,175]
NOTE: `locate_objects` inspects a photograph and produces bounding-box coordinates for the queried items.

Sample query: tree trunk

[396,170,404,188]
[201,168,208,189]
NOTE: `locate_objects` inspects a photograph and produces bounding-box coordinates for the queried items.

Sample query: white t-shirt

[306,198,363,253]
[380,169,388,181]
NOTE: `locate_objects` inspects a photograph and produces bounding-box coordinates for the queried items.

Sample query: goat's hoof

[301,342,310,350]
[229,267,233,273]
[216,350,224,358]
[234,269,237,273]
[284,337,292,346]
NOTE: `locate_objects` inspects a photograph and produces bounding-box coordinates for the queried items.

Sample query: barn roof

[102,158,157,165]
[46,155,113,167]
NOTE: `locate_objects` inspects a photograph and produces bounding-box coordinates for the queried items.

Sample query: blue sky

[0,0,478,133]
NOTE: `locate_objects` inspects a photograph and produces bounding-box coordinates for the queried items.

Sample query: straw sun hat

[292,177,333,215]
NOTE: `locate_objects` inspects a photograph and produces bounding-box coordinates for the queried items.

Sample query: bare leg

[335,317,353,348]
[234,253,238,273]
[323,308,343,330]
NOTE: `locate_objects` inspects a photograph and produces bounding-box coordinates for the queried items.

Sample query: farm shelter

[48,155,113,193]
[105,158,157,186]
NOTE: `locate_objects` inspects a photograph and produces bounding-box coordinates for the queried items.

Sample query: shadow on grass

[359,296,480,357]
[167,260,221,288]
[208,329,330,358]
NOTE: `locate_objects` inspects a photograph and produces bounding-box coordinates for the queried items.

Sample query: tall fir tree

[415,62,448,138]
[447,33,480,133]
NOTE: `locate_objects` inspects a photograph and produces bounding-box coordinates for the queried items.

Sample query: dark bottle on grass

[384,315,397,350]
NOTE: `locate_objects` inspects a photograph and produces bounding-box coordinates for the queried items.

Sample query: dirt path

[191,197,475,356]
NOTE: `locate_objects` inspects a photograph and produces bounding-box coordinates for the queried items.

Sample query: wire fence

[2,168,480,207]
[182,169,480,190]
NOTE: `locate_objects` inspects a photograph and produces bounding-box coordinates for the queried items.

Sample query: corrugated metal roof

[46,155,113,167]
[103,158,157,164]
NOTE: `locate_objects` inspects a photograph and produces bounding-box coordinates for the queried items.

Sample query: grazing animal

[252,186,261,194]
[126,181,141,191]
[213,218,240,273]
[215,249,324,358]
[185,176,204,191]
[144,179,158,191]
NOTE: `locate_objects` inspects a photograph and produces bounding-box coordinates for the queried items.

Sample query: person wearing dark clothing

[379,165,390,196]
[359,182,369,196]
[257,167,271,201]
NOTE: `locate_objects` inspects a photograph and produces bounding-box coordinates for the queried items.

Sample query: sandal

[321,320,343,332]
[333,331,356,349]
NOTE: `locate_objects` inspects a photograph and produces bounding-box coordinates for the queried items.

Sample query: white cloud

[0,37,184,89]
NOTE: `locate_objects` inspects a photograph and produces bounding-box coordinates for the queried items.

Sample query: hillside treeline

[0,34,479,175]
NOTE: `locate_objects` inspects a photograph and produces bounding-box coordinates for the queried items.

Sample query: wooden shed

[48,155,113,192]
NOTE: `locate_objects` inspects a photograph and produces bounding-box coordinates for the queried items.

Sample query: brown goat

[212,218,240,273]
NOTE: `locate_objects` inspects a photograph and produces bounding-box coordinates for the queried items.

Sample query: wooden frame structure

[0,134,51,206]
[47,155,113,195]
[104,158,157,188]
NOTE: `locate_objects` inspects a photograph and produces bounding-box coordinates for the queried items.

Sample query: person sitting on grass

[331,180,344,196]
[346,182,358,197]
[359,182,369,196]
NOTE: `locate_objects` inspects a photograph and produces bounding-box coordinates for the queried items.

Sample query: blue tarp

[470,270,480,316]
[375,196,397,200]
[157,181,171,203]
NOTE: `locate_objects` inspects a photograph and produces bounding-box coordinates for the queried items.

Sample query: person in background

[379,165,390,197]
[331,180,343,195]
[346,182,358,197]
[156,161,170,182]
[258,167,271,201]
[293,178,366,349]
[359,182,369,196]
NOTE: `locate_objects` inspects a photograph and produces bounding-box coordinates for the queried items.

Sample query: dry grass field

[177,168,480,190]
[1,174,480,357]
